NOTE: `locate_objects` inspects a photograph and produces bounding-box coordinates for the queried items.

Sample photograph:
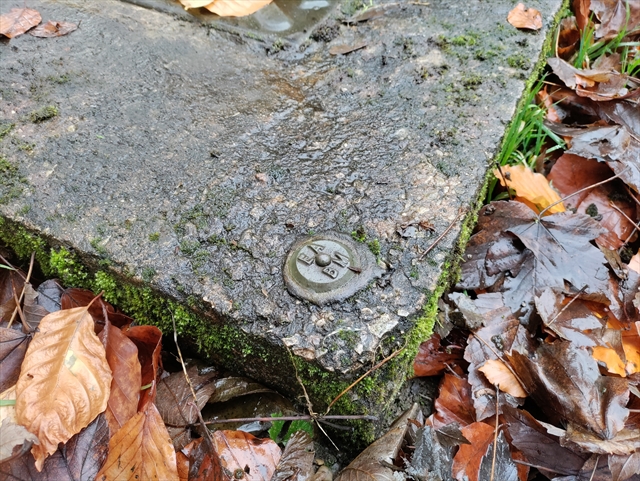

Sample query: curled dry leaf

[214,430,281,481]
[204,0,273,17]
[29,20,77,38]
[0,8,41,38]
[507,3,543,30]
[96,404,179,481]
[494,164,565,214]
[16,306,112,471]
[478,359,527,398]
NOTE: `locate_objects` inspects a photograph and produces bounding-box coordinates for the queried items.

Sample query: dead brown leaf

[16,306,112,470]
[478,359,527,398]
[591,0,640,39]
[0,327,30,392]
[183,436,230,481]
[203,0,273,17]
[413,333,464,377]
[0,385,39,463]
[495,164,565,214]
[507,3,543,30]
[214,430,281,481]
[452,422,495,481]
[96,404,179,481]
[124,324,162,411]
[99,323,141,435]
[430,373,475,428]
[0,8,41,38]
[29,20,77,38]
[271,430,315,481]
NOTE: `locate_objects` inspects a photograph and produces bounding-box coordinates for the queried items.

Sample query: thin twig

[419,208,466,260]
[11,285,28,332]
[537,167,629,218]
[172,314,199,412]
[589,455,600,481]
[547,285,587,327]
[609,200,640,231]
[490,385,499,481]
[203,414,377,425]
[8,252,35,329]
[326,341,406,414]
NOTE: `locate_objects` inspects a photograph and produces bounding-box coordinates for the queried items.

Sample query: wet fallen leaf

[502,405,588,476]
[96,404,179,481]
[591,0,640,39]
[0,413,109,481]
[183,436,230,481]
[61,287,133,330]
[413,333,464,377]
[477,431,519,481]
[29,20,77,37]
[565,423,640,455]
[452,421,495,481]
[507,3,542,30]
[271,430,314,481]
[406,425,459,481]
[507,341,629,440]
[208,376,271,404]
[0,8,41,38]
[478,359,527,398]
[556,16,581,59]
[329,42,367,55]
[430,373,475,428]
[548,57,627,98]
[16,306,112,470]
[629,253,640,275]
[124,324,162,411]
[547,153,635,250]
[0,327,30,392]
[99,323,141,435]
[21,284,48,331]
[336,404,419,481]
[494,164,565,214]
[609,451,640,481]
[0,269,26,322]
[0,385,39,464]
[214,430,281,481]
[35,279,63,313]
[592,345,627,376]
[204,0,273,17]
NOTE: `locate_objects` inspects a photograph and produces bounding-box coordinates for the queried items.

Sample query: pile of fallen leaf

[0,8,76,39]
[407,1,640,480]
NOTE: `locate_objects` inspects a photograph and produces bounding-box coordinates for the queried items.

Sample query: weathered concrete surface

[0,0,562,423]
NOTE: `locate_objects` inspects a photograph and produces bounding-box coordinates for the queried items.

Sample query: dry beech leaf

[507,3,542,30]
[452,422,495,481]
[29,20,77,37]
[0,385,39,463]
[0,8,41,38]
[178,0,215,8]
[204,0,273,17]
[494,164,565,214]
[629,253,640,274]
[214,430,281,481]
[99,324,141,435]
[478,359,527,398]
[16,305,111,471]
[96,403,179,481]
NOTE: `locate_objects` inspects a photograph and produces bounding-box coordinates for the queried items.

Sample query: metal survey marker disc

[284,232,381,305]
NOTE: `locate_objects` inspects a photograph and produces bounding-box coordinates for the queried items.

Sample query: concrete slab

[0,0,562,433]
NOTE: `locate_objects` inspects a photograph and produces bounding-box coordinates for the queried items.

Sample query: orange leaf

[0,8,41,38]
[431,373,475,428]
[204,0,273,17]
[507,3,542,30]
[213,430,281,481]
[178,0,213,8]
[628,253,640,275]
[495,164,565,214]
[622,322,640,375]
[453,422,495,481]
[591,346,627,377]
[96,404,179,481]
[478,359,527,397]
[16,306,112,471]
[29,20,77,38]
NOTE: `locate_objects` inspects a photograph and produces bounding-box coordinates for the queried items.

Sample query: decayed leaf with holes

[99,324,141,435]
[16,306,111,471]
[30,20,77,37]
[494,164,565,214]
[336,404,419,481]
[478,359,527,398]
[96,404,179,481]
[0,8,41,38]
[0,385,39,464]
[204,0,273,17]
[0,413,109,481]
[214,430,281,481]
[507,3,542,30]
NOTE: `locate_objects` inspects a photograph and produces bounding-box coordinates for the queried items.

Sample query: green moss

[367,239,381,257]
[142,267,157,283]
[0,123,14,140]
[351,226,366,242]
[0,156,27,204]
[148,232,160,242]
[29,105,58,123]
[507,54,530,71]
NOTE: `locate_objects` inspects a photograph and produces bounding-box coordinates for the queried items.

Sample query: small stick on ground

[419,208,466,260]
[8,251,35,329]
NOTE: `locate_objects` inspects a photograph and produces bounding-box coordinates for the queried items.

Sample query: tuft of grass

[29,105,58,123]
